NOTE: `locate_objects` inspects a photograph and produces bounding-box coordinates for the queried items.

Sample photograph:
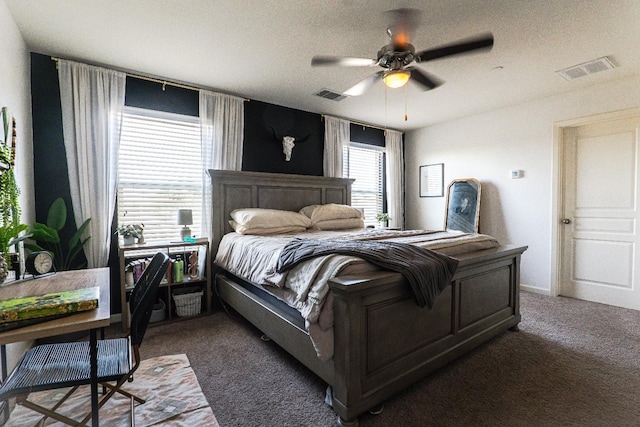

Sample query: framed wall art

[419,163,444,197]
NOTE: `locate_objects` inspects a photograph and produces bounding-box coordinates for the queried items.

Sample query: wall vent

[314,89,347,101]
[556,56,615,81]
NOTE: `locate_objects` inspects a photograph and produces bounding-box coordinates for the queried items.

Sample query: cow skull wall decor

[281,136,296,161]
[269,126,311,161]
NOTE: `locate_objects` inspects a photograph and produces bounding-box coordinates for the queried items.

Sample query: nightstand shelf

[118,240,211,331]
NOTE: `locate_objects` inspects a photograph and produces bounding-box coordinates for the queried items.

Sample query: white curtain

[385,129,404,229]
[58,60,126,268]
[199,90,245,237]
[323,116,350,177]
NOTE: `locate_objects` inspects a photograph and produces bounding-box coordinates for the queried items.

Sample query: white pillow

[299,204,320,219]
[229,220,307,235]
[312,217,365,230]
[230,208,312,229]
[299,204,363,224]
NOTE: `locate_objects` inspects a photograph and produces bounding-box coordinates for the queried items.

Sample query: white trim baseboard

[520,284,550,296]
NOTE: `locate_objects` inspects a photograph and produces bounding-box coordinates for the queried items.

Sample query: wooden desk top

[0,268,111,345]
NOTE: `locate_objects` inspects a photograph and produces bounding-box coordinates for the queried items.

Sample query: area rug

[6,354,219,426]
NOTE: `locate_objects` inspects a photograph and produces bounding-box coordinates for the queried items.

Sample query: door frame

[552,106,640,297]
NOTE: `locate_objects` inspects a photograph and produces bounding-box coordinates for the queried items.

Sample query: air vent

[556,56,615,81]
[314,89,347,101]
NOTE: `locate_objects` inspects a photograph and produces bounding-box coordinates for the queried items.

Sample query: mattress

[214,228,499,360]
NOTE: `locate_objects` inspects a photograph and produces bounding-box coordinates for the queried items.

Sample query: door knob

[562,218,571,224]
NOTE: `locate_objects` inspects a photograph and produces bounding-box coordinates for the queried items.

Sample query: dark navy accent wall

[351,123,385,147]
[243,101,324,176]
[124,77,199,117]
[30,53,72,225]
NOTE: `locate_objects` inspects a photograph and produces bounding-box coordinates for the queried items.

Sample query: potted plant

[26,197,92,271]
[116,224,144,246]
[375,212,391,228]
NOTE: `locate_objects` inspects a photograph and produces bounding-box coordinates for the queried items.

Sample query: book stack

[127,258,150,283]
[125,247,204,287]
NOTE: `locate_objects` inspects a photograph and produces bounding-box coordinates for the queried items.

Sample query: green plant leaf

[67,236,90,268]
[47,198,67,231]
[69,218,91,249]
[30,223,60,243]
[8,231,32,247]
[0,223,29,254]
[23,242,45,252]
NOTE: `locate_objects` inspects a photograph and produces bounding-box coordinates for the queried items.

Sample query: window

[343,142,384,226]
[117,107,202,242]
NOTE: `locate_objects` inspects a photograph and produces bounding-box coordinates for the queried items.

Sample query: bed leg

[509,324,520,332]
[368,404,384,415]
[326,386,363,426]
[336,416,359,427]
[326,387,360,426]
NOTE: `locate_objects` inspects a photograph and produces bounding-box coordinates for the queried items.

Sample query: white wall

[0,0,35,370]
[405,75,640,294]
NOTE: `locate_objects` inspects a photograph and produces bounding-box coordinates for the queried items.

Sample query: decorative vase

[137,232,145,244]
[0,254,8,284]
[123,235,135,246]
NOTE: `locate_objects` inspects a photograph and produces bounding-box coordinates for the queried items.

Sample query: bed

[209,169,527,426]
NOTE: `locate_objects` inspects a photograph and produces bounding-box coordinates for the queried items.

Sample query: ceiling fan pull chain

[404,84,408,121]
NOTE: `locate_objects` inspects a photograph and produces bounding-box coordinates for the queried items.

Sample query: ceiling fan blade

[415,32,494,63]
[343,71,384,96]
[409,68,442,91]
[311,56,377,67]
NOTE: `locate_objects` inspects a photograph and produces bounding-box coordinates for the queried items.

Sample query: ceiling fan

[311,8,494,96]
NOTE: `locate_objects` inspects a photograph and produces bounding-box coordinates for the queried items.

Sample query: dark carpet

[128,291,640,426]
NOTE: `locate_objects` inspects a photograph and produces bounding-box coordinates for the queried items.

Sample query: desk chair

[0,252,170,426]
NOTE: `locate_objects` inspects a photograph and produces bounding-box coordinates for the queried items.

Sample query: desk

[0,268,111,426]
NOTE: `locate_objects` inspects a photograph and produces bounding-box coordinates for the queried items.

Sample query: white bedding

[214,228,499,360]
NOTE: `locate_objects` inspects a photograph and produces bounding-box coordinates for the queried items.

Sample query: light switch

[511,170,523,179]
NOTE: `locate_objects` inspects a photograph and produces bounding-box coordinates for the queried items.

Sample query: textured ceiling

[6,0,640,131]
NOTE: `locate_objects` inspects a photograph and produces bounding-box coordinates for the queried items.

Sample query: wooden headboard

[208,170,354,252]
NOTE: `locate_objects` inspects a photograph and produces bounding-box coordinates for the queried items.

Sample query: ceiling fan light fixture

[383,70,411,89]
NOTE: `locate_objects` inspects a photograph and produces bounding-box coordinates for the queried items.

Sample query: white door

[561,117,640,310]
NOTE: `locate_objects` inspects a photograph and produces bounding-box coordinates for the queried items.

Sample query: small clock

[25,251,55,276]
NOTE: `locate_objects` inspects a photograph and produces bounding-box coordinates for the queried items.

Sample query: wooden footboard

[329,244,524,424]
[215,244,526,425]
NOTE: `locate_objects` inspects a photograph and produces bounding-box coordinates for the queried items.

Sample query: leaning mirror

[444,178,481,233]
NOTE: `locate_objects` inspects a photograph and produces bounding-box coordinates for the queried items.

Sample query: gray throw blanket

[276,238,459,309]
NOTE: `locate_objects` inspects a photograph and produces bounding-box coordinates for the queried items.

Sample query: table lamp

[177,209,193,240]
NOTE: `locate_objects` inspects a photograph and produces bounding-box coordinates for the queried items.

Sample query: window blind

[343,143,384,226]
[117,107,202,243]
